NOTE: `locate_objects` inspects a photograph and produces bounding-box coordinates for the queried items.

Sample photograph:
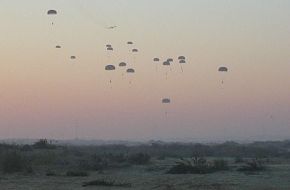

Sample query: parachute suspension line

[180,64,184,73]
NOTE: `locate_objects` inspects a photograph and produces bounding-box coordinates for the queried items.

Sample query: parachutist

[107,26,117,29]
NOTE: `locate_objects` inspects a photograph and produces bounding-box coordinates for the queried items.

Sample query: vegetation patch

[167,157,229,174]
[237,158,265,172]
[66,170,89,177]
[1,151,29,173]
[82,179,132,187]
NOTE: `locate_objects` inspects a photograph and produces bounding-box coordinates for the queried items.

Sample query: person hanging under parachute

[47,10,57,26]
[218,66,229,84]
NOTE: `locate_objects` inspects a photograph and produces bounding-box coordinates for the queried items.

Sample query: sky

[0,0,290,141]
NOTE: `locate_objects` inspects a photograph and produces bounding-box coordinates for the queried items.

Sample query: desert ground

[1,140,290,190]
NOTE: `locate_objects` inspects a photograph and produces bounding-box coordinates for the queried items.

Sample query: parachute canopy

[218,66,228,72]
[127,68,135,73]
[106,44,112,48]
[178,56,186,60]
[179,60,186,64]
[127,41,133,45]
[167,58,173,62]
[163,61,170,66]
[70,56,76,59]
[55,45,61,49]
[47,10,57,15]
[153,58,160,62]
[132,49,138,53]
[162,98,171,104]
[119,62,127,67]
[105,65,116,71]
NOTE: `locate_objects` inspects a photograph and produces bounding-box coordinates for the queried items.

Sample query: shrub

[1,151,26,173]
[128,153,151,165]
[167,157,211,174]
[237,158,265,172]
[167,158,229,174]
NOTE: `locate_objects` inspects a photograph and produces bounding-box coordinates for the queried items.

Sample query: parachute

[127,41,133,45]
[163,61,170,66]
[218,66,228,72]
[162,98,171,117]
[47,10,57,15]
[47,10,57,26]
[178,56,186,60]
[162,98,171,104]
[70,56,76,59]
[167,58,173,62]
[105,65,116,71]
[106,26,117,29]
[154,58,160,71]
[218,66,229,84]
[119,62,127,67]
[163,61,171,80]
[126,68,135,85]
[127,68,135,73]
[106,44,112,48]
[132,49,138,53]
[105,65,116,85]
[55,45,61,49]
[107,47,114,51]
[179,59,186,72]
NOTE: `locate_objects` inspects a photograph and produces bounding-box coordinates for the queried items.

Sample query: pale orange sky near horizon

[0,0,290,141]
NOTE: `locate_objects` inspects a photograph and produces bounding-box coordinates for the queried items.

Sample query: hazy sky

[1,0,290,141]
